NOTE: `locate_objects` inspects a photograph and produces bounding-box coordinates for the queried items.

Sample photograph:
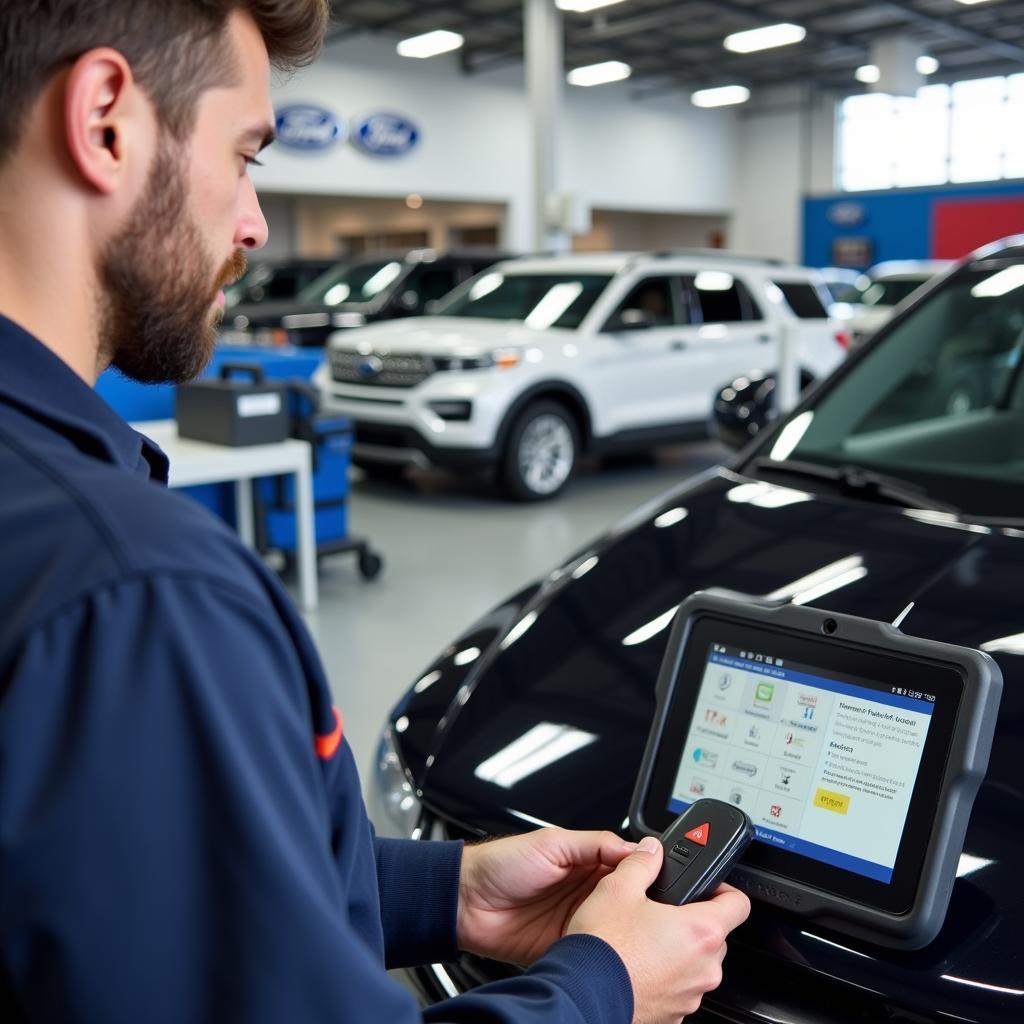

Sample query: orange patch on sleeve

[315,707,344,760]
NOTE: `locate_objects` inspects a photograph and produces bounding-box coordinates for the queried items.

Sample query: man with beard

[0,3,749,1022]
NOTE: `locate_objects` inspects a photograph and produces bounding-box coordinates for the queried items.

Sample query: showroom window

[838,73,1024,191]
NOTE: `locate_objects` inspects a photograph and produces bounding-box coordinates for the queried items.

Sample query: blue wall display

[274,104,345,152]
[351,113,420,157]
[804,180,1024,270]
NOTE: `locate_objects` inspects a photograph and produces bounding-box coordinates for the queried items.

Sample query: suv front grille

[329,348,434,388]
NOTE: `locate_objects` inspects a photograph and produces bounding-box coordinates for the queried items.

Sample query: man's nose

[235,176,269,251]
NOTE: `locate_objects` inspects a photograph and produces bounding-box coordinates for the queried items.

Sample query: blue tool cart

[255,381,383,581]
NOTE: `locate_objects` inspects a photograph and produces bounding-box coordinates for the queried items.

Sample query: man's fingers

[539,828,638,868]
[610,836,664,889]
[704,884,752,931]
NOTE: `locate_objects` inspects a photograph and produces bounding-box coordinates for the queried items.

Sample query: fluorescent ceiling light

[768,410,814,461]
[691,84,750,108]
[917,55,939,75]
[855,64,881,84]
[567,60,631,87]
[623,605,679,647]
[724,23,806,54]
[556,0,628,10]
[766,555,866,605]
[474,723,597,789]
[726,481,812,510]
[694,270,735,291]
[525,282,584,329]
[954,0,995,4]
[971,265,1024,299]
[397,29,464,59]
[654,507,688,528]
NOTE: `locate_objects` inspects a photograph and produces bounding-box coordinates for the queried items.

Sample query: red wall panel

[932,197,1024,259]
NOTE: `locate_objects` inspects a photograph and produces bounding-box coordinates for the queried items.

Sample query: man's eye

[241,155,263,172]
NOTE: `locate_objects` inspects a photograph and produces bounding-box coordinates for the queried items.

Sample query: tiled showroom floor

[294,442,727,791]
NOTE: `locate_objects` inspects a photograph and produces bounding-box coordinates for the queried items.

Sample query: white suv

[314,251,847,499]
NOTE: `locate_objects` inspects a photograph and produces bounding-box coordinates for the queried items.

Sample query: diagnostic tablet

[630,590,1002,949]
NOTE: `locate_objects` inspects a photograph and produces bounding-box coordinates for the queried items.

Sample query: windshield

[436,272,611,329]
[862,277,930,308]
[753,258,1024,520]
[299,260,404,306]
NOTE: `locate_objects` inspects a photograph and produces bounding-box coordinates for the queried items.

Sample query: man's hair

[0,0,329,162]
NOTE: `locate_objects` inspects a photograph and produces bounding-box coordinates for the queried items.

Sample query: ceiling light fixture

[724,22,806,54]
[567,60,632,87]
[556,0,629,11]
[917,55,940,75]
[397,29,464,59]
[691,84,751,107]
[855,64,881,84]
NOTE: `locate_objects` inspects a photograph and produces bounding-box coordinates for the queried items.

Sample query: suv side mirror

[611,308,655,332]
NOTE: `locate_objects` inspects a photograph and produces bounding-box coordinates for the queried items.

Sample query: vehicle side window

[605,277,678,330]
[264,272,300,299]
[414,267,459,305]
[687,273,763,323]
[773,280,829,319]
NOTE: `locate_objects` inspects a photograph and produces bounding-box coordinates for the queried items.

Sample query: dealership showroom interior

[5,0,1024,1021]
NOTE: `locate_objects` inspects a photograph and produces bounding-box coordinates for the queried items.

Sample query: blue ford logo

[352,113,420,157]
[827,201,868,228]
[275,104,345,152]
[357,356,384,379]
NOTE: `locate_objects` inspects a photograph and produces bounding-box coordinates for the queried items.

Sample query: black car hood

[400,469,1024,1021]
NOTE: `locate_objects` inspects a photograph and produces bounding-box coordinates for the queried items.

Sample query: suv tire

[500,400,579,501]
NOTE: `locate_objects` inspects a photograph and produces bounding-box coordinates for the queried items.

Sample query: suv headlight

[434,348,521,372]
[372,723,423,838]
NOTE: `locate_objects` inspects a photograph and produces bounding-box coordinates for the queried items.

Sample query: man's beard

[98,139,245,385]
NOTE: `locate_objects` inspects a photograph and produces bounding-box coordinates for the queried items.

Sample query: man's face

[100,12,273,384]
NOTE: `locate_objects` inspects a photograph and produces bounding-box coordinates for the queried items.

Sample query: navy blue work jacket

[0,316,632,1024]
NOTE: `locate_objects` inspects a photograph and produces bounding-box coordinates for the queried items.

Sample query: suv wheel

[501,401,578,501]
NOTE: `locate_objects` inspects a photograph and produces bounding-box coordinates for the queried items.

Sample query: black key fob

[646,798,754,906]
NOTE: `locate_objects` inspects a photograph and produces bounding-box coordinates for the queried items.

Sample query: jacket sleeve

[374,836,464,968]
[0,573,632,1024]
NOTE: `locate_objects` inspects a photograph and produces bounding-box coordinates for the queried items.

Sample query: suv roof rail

[648,248,788,267]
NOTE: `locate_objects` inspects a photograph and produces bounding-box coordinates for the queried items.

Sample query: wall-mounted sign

[352,113,421,158]
[826,201,868,228]
[275,104,345,152]
[832,236,874,268]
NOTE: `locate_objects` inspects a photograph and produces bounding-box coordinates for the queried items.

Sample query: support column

[524,0,570,253]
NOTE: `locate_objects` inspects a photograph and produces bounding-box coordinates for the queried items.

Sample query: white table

[133,420,318,611]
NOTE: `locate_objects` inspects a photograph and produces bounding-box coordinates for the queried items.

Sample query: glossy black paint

[389,241,1024,1023]
[395,471,1024,1021]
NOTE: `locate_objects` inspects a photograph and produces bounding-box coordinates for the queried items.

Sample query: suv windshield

[299,260,404,306]
[436,272,611,329]
[862,277,929,308]
[753,257,1024,520]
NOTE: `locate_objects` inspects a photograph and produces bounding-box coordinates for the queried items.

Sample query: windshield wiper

[749,457,961,515]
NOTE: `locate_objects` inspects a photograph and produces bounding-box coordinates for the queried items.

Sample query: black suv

[222,249,506,348]
[223,257,336,308]
[371,237,1024,1023]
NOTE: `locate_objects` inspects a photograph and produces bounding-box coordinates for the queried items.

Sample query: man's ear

[64,48,144,196]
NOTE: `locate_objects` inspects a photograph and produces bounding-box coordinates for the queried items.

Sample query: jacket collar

[0,314,169,482]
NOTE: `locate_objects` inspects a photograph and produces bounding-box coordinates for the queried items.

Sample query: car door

[680,271,773,416]
[591,275,700,434]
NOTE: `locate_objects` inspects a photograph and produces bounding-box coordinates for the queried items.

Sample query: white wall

[730,85,838,264]
[251,36,738,252]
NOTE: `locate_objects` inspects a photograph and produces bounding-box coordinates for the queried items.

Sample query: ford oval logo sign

[357,356,384,380]
[352,113,420,157]
[275,104,345,152]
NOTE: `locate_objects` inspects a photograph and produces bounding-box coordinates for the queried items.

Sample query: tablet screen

[640,613,964,913]
[669,644,936,884]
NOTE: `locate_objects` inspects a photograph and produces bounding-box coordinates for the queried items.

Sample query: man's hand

[456,827,638,965]
[567,836,751,1024]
